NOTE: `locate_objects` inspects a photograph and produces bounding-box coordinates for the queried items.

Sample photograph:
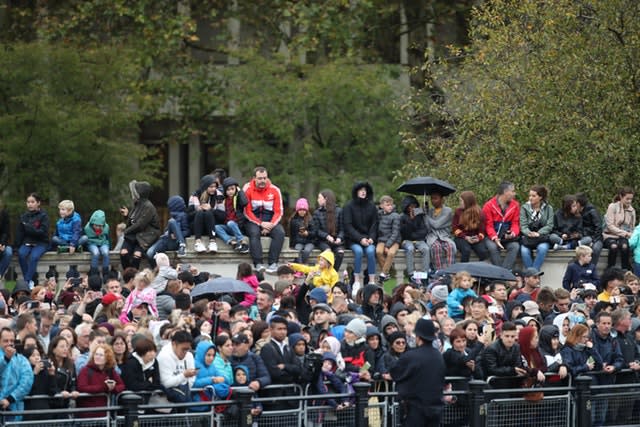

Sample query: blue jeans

[0,245,12,278]
[350,243,376,275]
[87,243,110,269]
[294,242,315,264]
[52,235,88,248]
[520,242,550,271]
[215,221,245,244]
[147,219,186,259]
[18,243,47,283]
[402,240,430,274]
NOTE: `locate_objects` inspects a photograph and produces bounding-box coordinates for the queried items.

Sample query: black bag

[164,382,191,403]
[521,235,550,249]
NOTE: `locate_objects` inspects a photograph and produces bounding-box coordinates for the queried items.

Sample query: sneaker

[235,242,250,254]
[265,263,278,274]
[208,241,218,253]
[229,240,237,247]
[551,243,560,252]
[255,264,266,273]
[177,244,187,257]
[351,281,361,299]
[379,273,390,283]
[194,241,206,253]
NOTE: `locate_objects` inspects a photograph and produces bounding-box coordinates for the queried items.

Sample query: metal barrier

[6,373,640,427]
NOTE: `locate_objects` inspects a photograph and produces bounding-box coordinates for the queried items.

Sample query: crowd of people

[1,173,640,425]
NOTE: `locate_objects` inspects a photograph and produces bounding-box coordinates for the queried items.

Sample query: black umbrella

[439,262,516,281]
[191,277,256,301]
[397,176,456,197]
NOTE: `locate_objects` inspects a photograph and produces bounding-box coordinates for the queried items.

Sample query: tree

[219,54,406,202]
[402,0,640,209]
[0,43,160,217]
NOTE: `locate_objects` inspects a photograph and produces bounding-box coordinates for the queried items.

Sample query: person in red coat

[482,181,521,270]
[77,343,125,417]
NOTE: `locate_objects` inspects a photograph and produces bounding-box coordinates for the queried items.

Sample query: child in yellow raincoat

[289,249,339,302]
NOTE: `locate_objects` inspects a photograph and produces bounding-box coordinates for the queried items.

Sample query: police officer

[390,318,445,426]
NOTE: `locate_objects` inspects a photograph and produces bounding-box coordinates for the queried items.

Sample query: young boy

[376,195,401,283]
[561,245,600,291]
[147,195,190,260]
[52,200,86,254]
[233,365,262,417]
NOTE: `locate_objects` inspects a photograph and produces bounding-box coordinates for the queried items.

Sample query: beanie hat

[295,198,309,211]
[345,318,367,339]
[98,322,115,336]
[102,292,122,306]
[431,285,449,302]
[387,331,407,346]
[154,253,170,268]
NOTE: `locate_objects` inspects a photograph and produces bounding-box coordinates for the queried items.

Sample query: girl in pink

[236,262,259,308]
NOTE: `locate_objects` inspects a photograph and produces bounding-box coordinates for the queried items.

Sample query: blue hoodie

[166,195,191,238]
[193,342,230,402]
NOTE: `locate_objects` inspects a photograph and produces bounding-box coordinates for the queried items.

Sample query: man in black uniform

[390,318,445,426]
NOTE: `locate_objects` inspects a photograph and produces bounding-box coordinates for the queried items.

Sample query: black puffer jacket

[312,205,344,243]
[361,284,384,326]
[343,182,377,246]
[399,195,428,241]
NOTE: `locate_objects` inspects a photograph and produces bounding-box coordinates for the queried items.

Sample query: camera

[70,277,83,287]
[42,359,51,369]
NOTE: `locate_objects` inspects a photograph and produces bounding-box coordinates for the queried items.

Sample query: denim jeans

[87,243,110,269]
[215,221,245,245]
[18,243,48,284]
[402,240,430,274]
[294,243,315,264]
[520,242,550,271]
[147,218,186,259]
[350,243,376,275]
[0,245,12,278]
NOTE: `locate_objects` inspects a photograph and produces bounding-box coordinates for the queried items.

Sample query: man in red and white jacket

[243,166,285,274]
[482,181,521,270]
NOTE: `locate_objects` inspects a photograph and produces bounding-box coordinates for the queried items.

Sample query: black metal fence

[3,374,640,427]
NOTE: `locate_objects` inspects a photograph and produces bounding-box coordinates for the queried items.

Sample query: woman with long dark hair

[520,185,555,271]
[47,336,79,413]
[312,189,345,271]
[453,190,488,262]
[603,187,635,270]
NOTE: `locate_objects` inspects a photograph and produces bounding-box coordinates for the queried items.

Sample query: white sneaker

[265,263,278,274]
[194,241,206,253]
[255,264,266,273]
[208,241,218,253]
[351,281,361,299]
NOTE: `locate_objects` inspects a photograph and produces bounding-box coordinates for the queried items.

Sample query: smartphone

[26,300,40,310]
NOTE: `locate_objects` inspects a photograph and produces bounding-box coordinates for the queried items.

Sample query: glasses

[393,341,407,345]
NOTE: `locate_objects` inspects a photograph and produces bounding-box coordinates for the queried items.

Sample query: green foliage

[402,0,640,209]
[221,54,406,203]
[0,43,161,218]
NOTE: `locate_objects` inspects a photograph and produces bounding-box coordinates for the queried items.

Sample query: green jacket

[84,210,111,247]
[520,202,554,236]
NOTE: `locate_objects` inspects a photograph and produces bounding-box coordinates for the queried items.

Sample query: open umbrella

[191,277,256,301]
[439,262,516,281]
[397,176,456,197]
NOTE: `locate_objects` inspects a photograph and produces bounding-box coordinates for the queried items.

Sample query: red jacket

[482,196,521,240]
[243,178,283,226]
[76,362,125,417]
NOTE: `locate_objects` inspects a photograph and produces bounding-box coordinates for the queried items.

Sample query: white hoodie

[157,342,195,389]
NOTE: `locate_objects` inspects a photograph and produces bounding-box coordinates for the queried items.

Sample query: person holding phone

[76,343,125,418]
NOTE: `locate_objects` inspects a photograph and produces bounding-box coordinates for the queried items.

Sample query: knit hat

[345,318,367,339]
[102,292,122,306]
[431,285,449,302]
[308,287,328,304]
[98,322,115,336]
[387,331,407,346]
[154,253,170,268]
[295,198,309,211]
[288,332,306,348]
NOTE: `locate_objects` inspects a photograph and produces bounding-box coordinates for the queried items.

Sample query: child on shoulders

[447,271,478,320]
